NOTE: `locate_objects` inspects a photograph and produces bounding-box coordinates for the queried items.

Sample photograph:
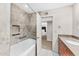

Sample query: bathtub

[10,39,35,56]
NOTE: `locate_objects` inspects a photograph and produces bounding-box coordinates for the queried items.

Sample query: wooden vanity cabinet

[58,38,74,56]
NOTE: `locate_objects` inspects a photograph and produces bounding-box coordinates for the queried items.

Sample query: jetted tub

[10,39,35,56]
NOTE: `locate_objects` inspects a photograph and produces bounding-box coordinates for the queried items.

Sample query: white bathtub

[10,39,35,56]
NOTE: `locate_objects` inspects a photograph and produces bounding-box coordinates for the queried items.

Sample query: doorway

[41,21,52,50]
[39,16,53,56]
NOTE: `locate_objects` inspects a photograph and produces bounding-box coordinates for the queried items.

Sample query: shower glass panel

[10,3,36,56]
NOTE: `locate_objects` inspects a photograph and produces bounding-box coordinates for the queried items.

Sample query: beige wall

[0,3,10,55]
[72,4,79,37]
[53,6,73,53]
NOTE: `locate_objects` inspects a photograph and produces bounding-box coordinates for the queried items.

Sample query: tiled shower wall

[11,3,36,45]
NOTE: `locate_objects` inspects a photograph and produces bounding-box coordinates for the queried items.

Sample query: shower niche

[12,25,20,36]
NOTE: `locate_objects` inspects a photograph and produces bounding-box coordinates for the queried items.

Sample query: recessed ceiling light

[25,4,29,8]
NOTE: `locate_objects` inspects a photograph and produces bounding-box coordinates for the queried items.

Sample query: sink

[65,40,79,46]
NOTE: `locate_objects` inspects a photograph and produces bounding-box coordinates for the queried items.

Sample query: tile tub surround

[11,3,36,45]
[58,35,79,56]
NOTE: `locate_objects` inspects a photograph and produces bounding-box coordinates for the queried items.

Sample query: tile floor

[40,35,59,56]
[38,48,52,56]
[42,36,52,50]
[38,35,52,56]
[52,51,59,56]
[38,49,59,56]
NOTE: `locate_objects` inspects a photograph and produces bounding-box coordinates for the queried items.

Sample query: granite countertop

[59,36,79,56]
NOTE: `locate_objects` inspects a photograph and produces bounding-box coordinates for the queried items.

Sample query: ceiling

[28,3,73,12]
[15,3,74,13]
[15,3,33,13]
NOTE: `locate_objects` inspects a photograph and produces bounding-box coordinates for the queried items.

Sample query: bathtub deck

[10,39,35,56]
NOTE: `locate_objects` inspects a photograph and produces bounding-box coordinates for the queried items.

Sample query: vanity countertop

[59,35,79,56]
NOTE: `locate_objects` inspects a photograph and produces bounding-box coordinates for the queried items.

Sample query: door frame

[36,13,42,56]
[40,16,53,52]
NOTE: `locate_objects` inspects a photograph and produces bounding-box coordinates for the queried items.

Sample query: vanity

[58,35,79,56]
